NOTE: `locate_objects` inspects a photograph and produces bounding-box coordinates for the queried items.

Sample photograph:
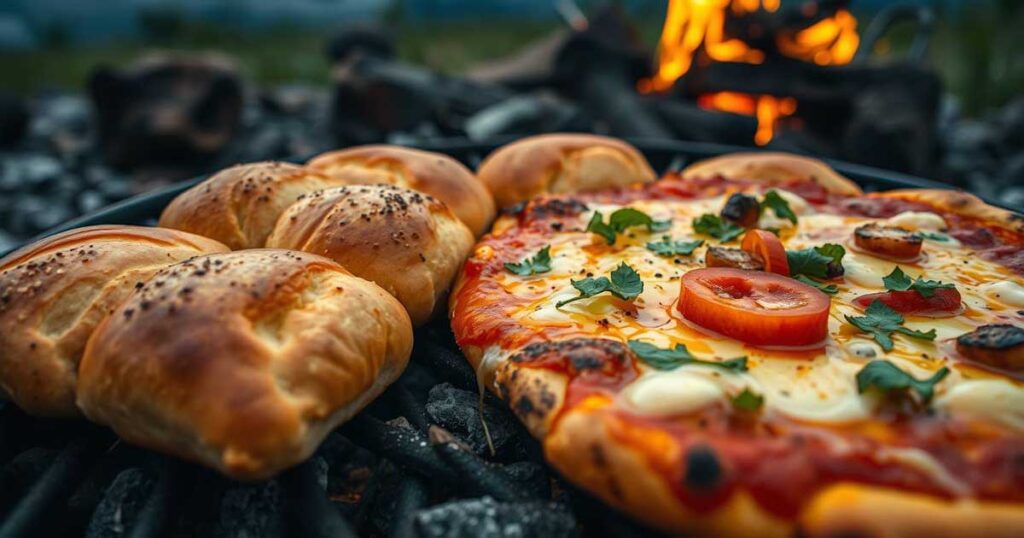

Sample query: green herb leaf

[761,190,798,224]
[787,243,846,279]
[503,245,552,276]
[881,267,956,298]
[793,274,838,295]
[882,266,913,291]
[731,388,764,411]
[586,211,617,245]
[587,208,672,245]
[856,360,950,404]
[645,236,704,257]
[692,214,745,242]
[557,262,643,307]
[844,300,937,352]
[917,231,949,242]
[628,340,748,372]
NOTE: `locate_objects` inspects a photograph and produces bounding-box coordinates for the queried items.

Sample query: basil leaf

[882,267,955,298]
[731,388,764,411]
[586,211,617,245]
[882,266,913,291]
[645,236,704,257]
[917,231,949,242]
[787,243,845,279]
[628,340,748,372]
[794,274,838,295]
[844,300,937,352]
[692,214,745,242]
[588,208,672,245]
[856,360,950,404]
[504,245,552,276]
[608,262,644,300]
[557,262,643,307]
[761,190,798,224]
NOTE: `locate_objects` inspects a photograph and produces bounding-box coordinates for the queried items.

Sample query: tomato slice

[678,268,830,347]
[853,288,961,316]
[741,230,789,276]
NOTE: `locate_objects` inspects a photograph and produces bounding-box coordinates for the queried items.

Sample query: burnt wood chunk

[720,193,761,228]
[705,246,764,271]
[957,324,1024,372]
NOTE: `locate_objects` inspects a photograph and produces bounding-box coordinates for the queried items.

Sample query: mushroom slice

[705,246,765,271]
[956,324,1024,372]
[853,223,923,259]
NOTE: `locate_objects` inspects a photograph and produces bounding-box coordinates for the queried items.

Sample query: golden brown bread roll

[158,162,344,249]
[307,145,496,237]
[0,225,228,417]
[681,152,863,196]
[476,133,657,209]
[76,249,413,480]
[266,185,474,327]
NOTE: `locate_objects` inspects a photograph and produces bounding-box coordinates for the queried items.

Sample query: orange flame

[640,0,858,145]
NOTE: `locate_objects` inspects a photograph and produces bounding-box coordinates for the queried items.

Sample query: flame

[641,0,858,145]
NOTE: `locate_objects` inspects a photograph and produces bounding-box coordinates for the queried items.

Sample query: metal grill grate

[0,140,979,538]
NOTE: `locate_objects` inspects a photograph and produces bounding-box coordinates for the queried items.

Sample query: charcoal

[429,427,533,502]
[0,92,28,147]
[413,497,576,538]
[464,93,585,141]
[370,471,428,538]
[77,190,106,214]
[84,467,154,538]
[0,447,59,506]
[426,383,529,459]
[499,461,550,500]
[340,412,458,483]
[215,479,285,538]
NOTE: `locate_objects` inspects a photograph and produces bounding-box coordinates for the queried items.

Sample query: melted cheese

[980,281,1024,308]
[491,192,1024,432]
[884,211,947,231]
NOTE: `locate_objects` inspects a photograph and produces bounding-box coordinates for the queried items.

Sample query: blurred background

[0,0,1021,251]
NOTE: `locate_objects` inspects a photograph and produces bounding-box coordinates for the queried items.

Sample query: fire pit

[0,139,966,538]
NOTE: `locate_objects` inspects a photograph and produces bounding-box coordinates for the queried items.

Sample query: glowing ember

[640,0,859,145]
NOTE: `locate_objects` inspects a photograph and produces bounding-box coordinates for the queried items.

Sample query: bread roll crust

[266,185,474,326]
[76,249,413,479]
[0,225,228,417]
[476,134,657,209]
[159,162,344,249]
[307,145,496,237]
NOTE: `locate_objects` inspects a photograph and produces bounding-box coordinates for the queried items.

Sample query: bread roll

[0,225,228,417]
[159,162,344,249]
[476,133,657,209]
[681,152,863,196]
[76,249,413,480]
[307,145,495,237]
[266,185,473,327]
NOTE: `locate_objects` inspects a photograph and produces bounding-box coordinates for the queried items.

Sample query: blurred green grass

[2,4,1020,116]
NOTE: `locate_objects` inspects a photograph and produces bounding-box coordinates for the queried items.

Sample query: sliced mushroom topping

[853,223,923,260]
[956,324,1024,372]
[720,193,761,228]
[705,246,765,271]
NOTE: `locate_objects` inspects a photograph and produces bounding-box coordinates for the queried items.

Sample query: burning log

[87,54,243,171]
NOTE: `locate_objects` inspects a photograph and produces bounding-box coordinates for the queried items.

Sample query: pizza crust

[499,358,1024,536]
[682,152,864,196]
[871,189,1024,234]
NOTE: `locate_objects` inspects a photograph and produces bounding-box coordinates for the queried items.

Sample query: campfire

[641,0,860,145]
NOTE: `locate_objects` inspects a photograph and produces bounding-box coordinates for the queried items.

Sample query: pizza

[451,146,1024,536]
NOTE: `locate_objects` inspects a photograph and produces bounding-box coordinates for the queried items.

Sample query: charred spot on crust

[515,395,535,415]
[510,338,632,375]
[523,198,589,221]
[501,201,527,217]
[684,444,722,490]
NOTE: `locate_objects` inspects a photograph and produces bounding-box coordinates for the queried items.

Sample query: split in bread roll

[76,249,413,480]
[307,145,496,237]
[681,152,863,196]
[0,225,228,417]
[159,162,345,249]
[266,185,474,327]
[476,133,658,209]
